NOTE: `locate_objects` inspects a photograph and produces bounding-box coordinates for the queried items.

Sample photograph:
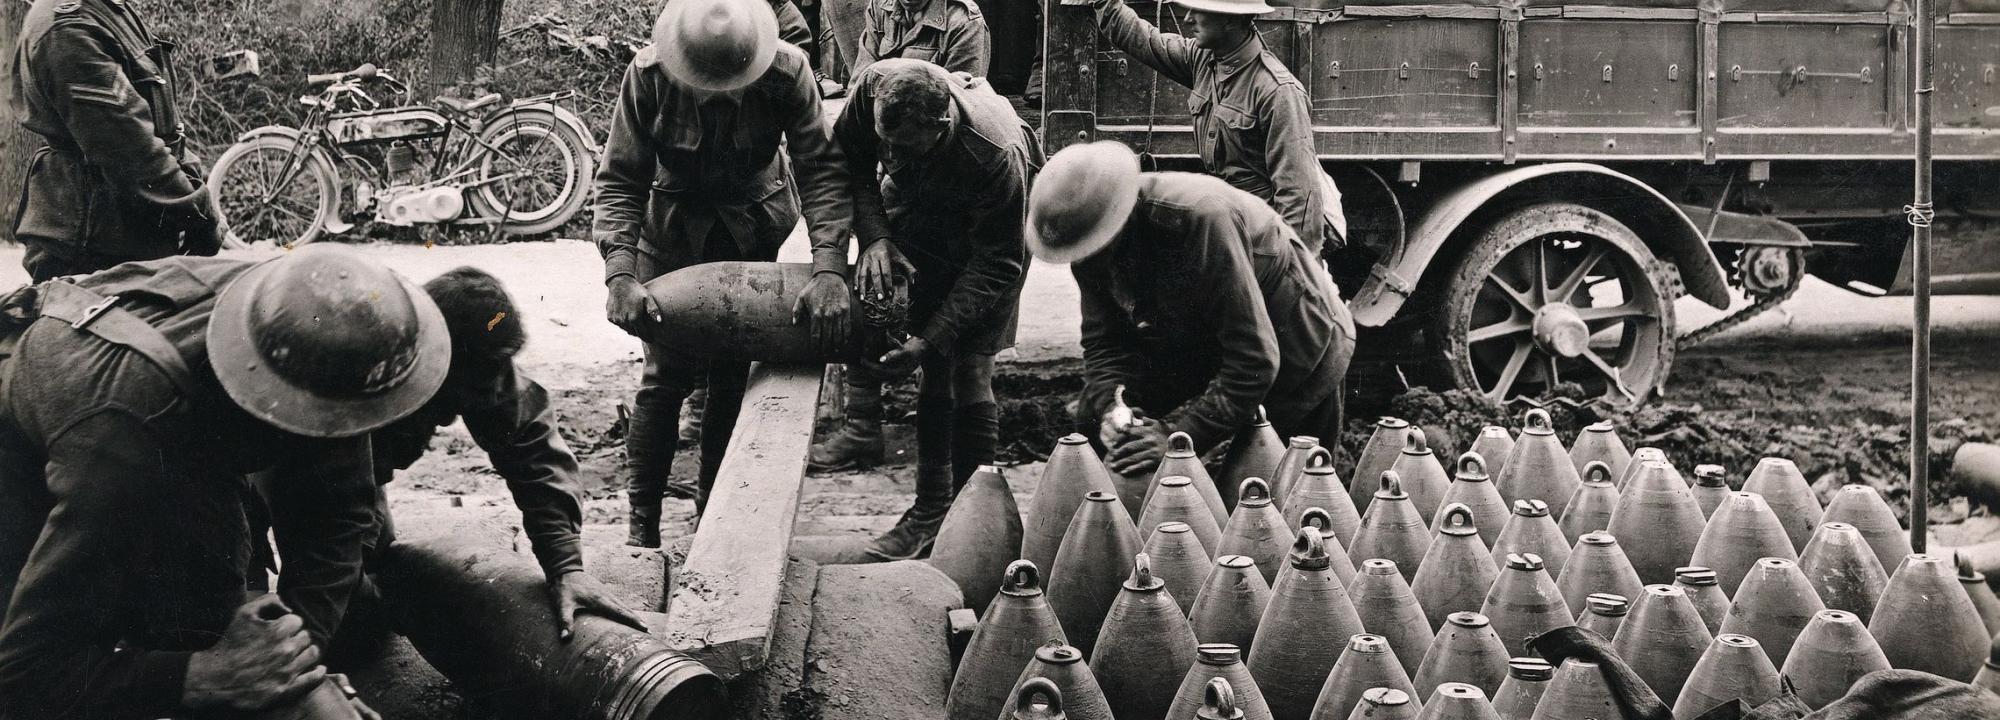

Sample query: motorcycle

[208,63,598,248]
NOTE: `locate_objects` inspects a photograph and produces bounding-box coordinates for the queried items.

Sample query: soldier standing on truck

[595,0,849,547]
[11,0,220,282]
[1065,0,1342,256]
[0,246,435,719]
[853,0,992,77]
[1027,141,1355,477]
[815,59,1039,560]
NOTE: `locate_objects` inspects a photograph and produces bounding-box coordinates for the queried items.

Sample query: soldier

[819,59,1038,559]
[854,0,991,77]
[1027,141,1355,476]
[11,0,220,282]
[277,267,642,649]
[0,246,438,719]
[1067,0,1342,255]
[596,0,849,547]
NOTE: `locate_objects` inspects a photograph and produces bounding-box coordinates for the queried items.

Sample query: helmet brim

[1027,183,1138,265]
[207,260,451,438]
[1170,0,1276,14]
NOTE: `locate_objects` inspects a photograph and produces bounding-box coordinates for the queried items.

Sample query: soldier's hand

[856,239,914,302]
[183,594,326,712]
[875,335,928,379]
[793,272,851,355]
[606,276,662,337]
[549,569,650,641]
[1105,419,1170,476]
[182,215,224,257]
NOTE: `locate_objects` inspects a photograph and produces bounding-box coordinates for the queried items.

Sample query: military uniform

[11,0,217,282]
[822,63,1036,541]
[593,43,848,517]
[0,258,376,719]
[1091,0,1341,253]
[854,0,991,76]
[1071,172,1355,452]
[368,362,585,577]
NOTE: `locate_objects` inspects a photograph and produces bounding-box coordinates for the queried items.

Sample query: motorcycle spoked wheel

[468,108,594,236]
[207,133,342,249]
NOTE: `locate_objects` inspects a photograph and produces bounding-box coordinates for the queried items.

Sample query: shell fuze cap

[207,244,450,438]
[1171,0,1276,15]
[1027,141,1141,265]
[655,0,780,93]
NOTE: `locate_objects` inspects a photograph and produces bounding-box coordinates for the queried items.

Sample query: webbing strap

[34,282,200,396]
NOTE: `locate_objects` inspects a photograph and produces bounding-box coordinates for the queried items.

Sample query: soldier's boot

[865,463,956,561]
[677,387,707,448]
[627,495,663,548]
[809,377,885,472]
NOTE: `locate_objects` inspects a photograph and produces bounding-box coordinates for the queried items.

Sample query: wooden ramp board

[664,362,824,679]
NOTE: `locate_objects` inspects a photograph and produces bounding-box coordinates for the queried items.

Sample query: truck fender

[1348,162,1732,328]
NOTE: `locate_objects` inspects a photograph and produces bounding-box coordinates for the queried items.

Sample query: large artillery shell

[1285,448,1364,550]
[1820,484,1913,575]
[1023,435,1119,583]
[1346,688,1419,720]
[1719,558,1824,670]
[1610,584,1713,704]
[639,262,860,361]
[1220,479,1296,585]
[1490,500,1569,578]
[1191,555,1274,654]
[1525,658,1618,720]
[1147,522,1215,616]
[1607,460,1706,585]
[1352,418,1413,518]
[1168,645,1273,720]
[931,465,1023,613]
[1555,532,1643,621]
[1439,453,1509,548]
[1480,553,1572,658]
[1557,462,1620,546]
[1576,593,1628,640]
[1672,634,1779,720]
[1389,428,1453,526]
[1489,658,1553,720]
[1690,465,1731,520]
[1352,471,1432,583]
[1414,683,1500,720]
[1156,431,1231,527]
[1220,406,1287,514]
[1006,642,1114,720]
[1672,567,1730,636]
[1468,427,1516,492]
[1310,634,1419,720]
[1250,528,1367,720]
[1494,410,1583,519]
[1797,522,1888,619]
[1781,609,1890,710]
[1568,421,1633,489]
[1268,435,1323,514]
[1091,554,1200,720]
[1689,492,1799,597]
[1959,553,2000,637]
[1412,612,1510,701]
[1351,559,1436,679]
[948,562,1068,720]
[1047,492,1143,658]
[1413,504,1499,632]
[1142,474,1227,560]
[1869,552,1988,681]
[1739,458,1823,555]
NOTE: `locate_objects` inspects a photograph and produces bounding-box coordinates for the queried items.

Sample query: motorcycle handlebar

[307,63,379,85]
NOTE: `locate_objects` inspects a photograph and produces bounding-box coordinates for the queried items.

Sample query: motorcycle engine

[379,186,467,226]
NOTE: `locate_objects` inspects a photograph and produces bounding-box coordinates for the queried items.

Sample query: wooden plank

[663,362,824,680]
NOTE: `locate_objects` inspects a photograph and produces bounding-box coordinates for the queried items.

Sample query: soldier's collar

[1213,33,1265,81]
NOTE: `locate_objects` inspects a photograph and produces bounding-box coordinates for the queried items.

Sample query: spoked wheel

[1432,202,1677,407]
[469,108,594,236]
[207,134,341,248]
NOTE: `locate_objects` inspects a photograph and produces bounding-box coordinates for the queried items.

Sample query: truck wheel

[1431,202,1677,407]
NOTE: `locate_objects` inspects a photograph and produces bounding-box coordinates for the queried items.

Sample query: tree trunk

[429,0,506,85]
[1,0,33,244]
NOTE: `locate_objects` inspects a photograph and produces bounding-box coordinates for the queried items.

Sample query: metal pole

[1909,0,1936,554]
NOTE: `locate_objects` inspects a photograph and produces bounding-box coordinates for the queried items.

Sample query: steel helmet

[206,244,450,437]
[1171,0,1276,15]
[654,0,780,92]
[1026,141,1141,264]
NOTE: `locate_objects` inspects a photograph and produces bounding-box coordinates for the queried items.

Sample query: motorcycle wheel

[208,133,342,249]
[469,107,595,236]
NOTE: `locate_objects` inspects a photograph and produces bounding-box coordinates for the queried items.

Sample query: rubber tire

[207,134,342,249]
[467,108,595,236]
[1430,201,1678,407]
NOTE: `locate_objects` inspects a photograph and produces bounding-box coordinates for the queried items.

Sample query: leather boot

[866,464,955,561]
[677,387,707,449]
[627,496,662,548]
[809,375,885,472]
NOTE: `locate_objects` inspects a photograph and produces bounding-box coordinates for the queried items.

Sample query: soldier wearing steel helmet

[593,0,850,547]
[0,246,443,719]
[1028,141,1355,478]
[1063,0,1344,256]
